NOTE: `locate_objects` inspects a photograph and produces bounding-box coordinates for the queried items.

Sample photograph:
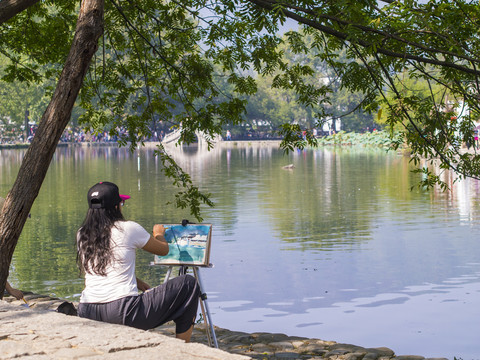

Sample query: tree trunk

[0,0,104,298]
[0,0,41,25]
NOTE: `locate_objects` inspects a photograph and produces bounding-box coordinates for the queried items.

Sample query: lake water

[2,143,480,359]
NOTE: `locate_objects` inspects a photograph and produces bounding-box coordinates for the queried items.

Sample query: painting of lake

[153,224,212,266]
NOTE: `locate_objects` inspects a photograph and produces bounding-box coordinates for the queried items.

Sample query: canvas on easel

[151,223,217,347]
[153,224,212,267]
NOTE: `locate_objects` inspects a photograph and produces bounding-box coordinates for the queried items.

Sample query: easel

[163,264,218,348]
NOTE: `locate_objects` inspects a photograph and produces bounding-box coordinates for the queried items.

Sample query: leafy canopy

[2,0,480,217]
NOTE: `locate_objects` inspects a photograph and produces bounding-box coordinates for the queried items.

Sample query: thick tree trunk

[0,0,41,25]
[0,0,104,298]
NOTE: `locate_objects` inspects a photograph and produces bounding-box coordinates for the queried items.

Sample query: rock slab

[0,299,246,360]
[1,293,450,360]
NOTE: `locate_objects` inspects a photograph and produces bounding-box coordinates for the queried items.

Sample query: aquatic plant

[316,131,402,149]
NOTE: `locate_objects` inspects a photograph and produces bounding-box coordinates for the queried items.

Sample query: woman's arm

[142,224,169,256]
[5,281,23,300]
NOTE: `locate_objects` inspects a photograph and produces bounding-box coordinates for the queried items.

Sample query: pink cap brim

[120,194,131,201]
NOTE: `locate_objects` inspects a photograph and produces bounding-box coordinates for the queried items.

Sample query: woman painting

[76,181,200,342]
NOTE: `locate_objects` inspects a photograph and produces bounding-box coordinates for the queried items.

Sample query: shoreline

[0,139,283,150]
[2,292,448,360]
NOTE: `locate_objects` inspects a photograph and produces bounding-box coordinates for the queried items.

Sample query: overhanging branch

[0,0,40,25]
[246,0,480,77]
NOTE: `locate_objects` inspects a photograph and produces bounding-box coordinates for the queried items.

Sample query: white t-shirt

[79,220,151,303]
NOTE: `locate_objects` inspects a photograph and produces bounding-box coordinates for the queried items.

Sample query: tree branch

[0,0,40,25]
[246,0,480,76]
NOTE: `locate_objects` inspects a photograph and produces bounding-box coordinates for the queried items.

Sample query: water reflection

[2,144,480,358]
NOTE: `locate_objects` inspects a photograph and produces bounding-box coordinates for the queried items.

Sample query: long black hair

[77,206,124,276]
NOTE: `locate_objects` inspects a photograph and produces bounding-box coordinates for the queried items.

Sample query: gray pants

[78,275,200,334]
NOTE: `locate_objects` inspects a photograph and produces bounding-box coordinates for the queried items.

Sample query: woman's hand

[5,282,23,300]
[142,224,169,256]
[153,224,165,238]
[136,277,151,292]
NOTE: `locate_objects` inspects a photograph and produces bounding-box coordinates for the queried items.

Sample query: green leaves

[154,145,213,222]
[4,0,480,214]
[278,123,318,153]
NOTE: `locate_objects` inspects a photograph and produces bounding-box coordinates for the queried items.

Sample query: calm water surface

[2,144,480,359]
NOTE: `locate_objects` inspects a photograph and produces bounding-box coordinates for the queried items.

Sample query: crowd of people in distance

[0,126,167,145]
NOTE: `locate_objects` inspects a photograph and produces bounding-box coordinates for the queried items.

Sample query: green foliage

[4,0,480,216]
[0,1,77,80]
[316,130,401,148]
[0,56,54,140]
[155,145,213,222]
[278,123,317,153]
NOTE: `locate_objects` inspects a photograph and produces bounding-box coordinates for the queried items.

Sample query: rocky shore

[1,292,449,360]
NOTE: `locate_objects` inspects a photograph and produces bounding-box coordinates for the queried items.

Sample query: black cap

[87,182,130,209]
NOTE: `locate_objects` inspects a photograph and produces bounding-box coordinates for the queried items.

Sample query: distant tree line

[0,28,382,143]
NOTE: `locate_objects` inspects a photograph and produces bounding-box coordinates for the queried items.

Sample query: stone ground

[1,292,449,360]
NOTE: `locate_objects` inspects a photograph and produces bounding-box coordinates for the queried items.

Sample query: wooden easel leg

[161,265,218,347]
[193,267,218,348]
[163,266,173,283]
[198,292,213,346]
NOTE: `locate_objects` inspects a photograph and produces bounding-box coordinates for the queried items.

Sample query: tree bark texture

[0,0,104,298]
[0,0,40,25]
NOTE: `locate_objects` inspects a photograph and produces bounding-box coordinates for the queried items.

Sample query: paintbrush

[21,297,29,308]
